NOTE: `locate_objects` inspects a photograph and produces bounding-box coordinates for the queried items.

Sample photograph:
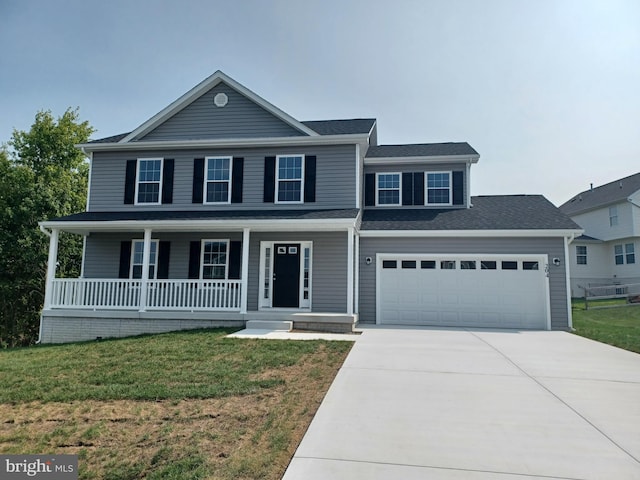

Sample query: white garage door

[377,254,549,329]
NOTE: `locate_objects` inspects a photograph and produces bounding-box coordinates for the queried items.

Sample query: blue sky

[1,0,638,205]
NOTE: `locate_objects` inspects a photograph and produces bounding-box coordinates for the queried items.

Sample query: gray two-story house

[38,71,581,343]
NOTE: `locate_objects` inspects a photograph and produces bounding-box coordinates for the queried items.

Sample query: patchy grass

[0,329,353,479]
[572,300,640,353]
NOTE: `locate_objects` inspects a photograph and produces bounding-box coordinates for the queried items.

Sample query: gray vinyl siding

[89,144,357,211]
[364,162,466,209]
[84,232,243,279]
[139,83,305,141]
[247,232,348,313]
[358,236,570,329]
[84,231,349,314]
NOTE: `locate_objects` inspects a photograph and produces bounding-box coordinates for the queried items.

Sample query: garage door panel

[379,255,548,329]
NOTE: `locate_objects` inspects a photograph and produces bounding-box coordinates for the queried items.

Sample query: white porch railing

[50,278,242,311]
[147,279,242,311]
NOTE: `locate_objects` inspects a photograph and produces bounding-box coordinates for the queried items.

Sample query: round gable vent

[213,92,228,107]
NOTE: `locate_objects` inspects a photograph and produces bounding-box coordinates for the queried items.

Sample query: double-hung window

[276,155,304,203]
[615,245,624,265]
[626,243,635,264]
[376,173,401,206]
[130,240,158,279]
[205,157,231,203]
[609,206,618,226]
[201,240,229,279]
[614,243,635,265]
[136,159,163,204]
[426,172,452,205]
[576,245,587,265]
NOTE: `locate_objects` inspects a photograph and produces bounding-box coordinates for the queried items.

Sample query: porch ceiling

[40,209,360,234]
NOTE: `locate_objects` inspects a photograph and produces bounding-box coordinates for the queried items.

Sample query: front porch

[38,211,361,343]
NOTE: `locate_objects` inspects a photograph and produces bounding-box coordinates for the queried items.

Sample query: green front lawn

[572,300,640,353]
[0,329,353,479]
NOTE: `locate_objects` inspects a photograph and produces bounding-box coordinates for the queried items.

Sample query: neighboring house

[559,172,640,297]
[38,71,581,343]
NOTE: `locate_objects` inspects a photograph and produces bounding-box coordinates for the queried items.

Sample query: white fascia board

[77,133,369,154]
[359,229,584,238]
[364,154,480,165]
[39,217,358,235]
[120,71,318,143]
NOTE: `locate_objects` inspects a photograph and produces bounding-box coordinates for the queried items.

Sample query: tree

[0,108,94,347]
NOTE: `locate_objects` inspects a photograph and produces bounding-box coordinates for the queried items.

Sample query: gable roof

[120,70,319,143]
[366,142,478,159]
[361,195,580,232]
[559,172,640,216]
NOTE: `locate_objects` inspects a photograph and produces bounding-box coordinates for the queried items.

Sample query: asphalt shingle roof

[302,119,376,135]
[88,119,376,143]
[48,209,360,223]
[365,143,478,158]
[559,172,640,216]
[361,195,580,231]
[88,132,129,144]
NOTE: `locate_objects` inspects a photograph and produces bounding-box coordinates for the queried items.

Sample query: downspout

[36,225,52,344]
[466,160,473,208]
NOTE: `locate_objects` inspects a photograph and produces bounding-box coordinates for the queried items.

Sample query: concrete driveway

[283,327,640,479]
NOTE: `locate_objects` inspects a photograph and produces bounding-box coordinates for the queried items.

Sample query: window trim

[425,171,453,206]
[576,245,587,265]
[275,154,305,204]
[200,239,230,280]
[375,172,402,207]
[203,156,232,205]
[130,239,159,279]
[134,158,164,205]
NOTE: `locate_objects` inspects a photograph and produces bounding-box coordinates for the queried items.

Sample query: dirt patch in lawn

[0,344,350,479]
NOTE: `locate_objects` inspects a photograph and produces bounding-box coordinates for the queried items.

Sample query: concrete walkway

[283,326,640,479]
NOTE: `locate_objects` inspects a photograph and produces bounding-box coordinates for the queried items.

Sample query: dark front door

[273,243,301,308]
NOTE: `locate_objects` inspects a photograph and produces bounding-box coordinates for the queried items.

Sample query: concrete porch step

[245,320,293,331]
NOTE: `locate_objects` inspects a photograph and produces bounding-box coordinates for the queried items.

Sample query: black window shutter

[452,171,464,205]
[402,172,414,206]
[364,173,375,206]
[228,241,242,280]
[157,241,171,279]
[161,159,174,204]
[119,241,132,278]
[124,160,137,204]
[192,158,205,203]
[413,172,425,205]
[188,241,201,279]
[304,155,316,203]
[264,156,276,203]
[231,157,244,203]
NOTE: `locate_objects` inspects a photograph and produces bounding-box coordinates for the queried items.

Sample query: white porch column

[354,232,360,314]
[138,228,152,312]
[43,228,59,309]
[347,227,354,315]
[240,227,250,314]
